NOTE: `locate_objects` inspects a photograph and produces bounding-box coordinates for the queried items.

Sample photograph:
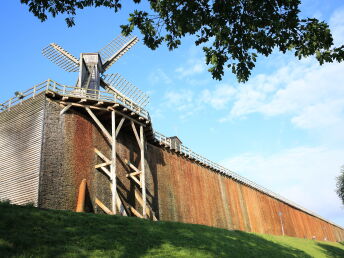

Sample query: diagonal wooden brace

[85,107,113,144]
[95,161,112,169]
[95,198,114,215]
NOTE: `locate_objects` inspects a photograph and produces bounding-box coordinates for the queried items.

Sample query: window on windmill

[169,136,182,151]
[14,91,24,99]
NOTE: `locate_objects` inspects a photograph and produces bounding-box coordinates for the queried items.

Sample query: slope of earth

[0,202,343,257]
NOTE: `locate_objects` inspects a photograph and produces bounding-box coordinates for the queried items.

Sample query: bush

[336,166,344,205]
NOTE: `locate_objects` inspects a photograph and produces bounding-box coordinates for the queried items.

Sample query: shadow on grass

[0,203,311,257]
[317,243,344,258]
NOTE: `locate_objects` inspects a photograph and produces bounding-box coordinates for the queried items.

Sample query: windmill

[42,34,149,108]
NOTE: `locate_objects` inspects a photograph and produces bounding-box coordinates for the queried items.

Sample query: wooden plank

[85,107,113,144]
[134,189,157,221]
[94,148,111,163]
[76,179,87,212]
[126,171,142,178]
[60,104,72,115]
[116,191,128,216]
[111,110,117,215]
[116,109,146,127]
[94,161,111,169]
[124,159,141,174]
[129,174,142,188]
[115,117,125,137]
[95,198,114,215]
[140,124,147,218]
[55,100,147,127]
[127,204,143,218]
[98,166,112,179]
[131,121,143,149]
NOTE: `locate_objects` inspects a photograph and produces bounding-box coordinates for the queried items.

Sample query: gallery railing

[0,79,150,119]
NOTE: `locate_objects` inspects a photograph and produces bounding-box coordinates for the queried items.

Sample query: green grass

[0,202,343,257]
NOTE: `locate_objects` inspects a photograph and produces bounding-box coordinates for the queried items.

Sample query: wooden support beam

[127,204,143,218]
[124,159,141,174]
[117,110,146,127]
[115,117,125,137]
[95,161,111,169]
[70,102,107,111]
[126,171,142,178]
[60,104,72,115]
[56,100,147,127]
[131,121,143,149]
[95,101,104,106]
[129,174,142,188]
[140,125,147,218]
[134,189,157,221]
[95,198,114,215]
[99,166,112,179]
[116,193,128,216]
[111,110,117,215]
[76,179,87,212]
[85,107,113,144]
[94,148,111,163]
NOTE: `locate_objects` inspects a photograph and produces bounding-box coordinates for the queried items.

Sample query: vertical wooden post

[76,179,87,212]
[111,110,117,214]
[140,125,147,218]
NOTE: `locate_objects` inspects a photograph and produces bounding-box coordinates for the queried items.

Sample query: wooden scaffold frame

[59,100,155,220]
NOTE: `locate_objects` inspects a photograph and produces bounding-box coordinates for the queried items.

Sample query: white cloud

[199,7,344,129]
[164,56,344,133]
[163,89,203,119]
[222,146,344,226]
[175,57,206,78]
[291,99,344,129]
[149,68,172,85]
[174,45,207,79]
[213,58,344,136]
[201,84,236,110]
[161,8,344,134]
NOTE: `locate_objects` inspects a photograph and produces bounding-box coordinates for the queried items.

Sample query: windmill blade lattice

[99,34,139,72]
[42,43,79,72]
[102,73,149,107]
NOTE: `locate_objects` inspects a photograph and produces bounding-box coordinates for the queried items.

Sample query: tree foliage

[20,0,344,82]
[336,166,344,206]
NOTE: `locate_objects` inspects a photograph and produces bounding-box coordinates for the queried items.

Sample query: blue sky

[1,1,344,226]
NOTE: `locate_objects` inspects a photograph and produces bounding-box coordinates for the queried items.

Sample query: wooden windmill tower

[40,34,154,219]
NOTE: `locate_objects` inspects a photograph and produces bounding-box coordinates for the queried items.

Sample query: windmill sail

[101,73,149,107]
[99,34,139,71]
[42,43,79,72]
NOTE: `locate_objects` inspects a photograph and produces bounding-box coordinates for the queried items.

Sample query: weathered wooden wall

[0,94,45,206]
[27,100,344,242]
[145,144,344,242]
[38,100,141,214]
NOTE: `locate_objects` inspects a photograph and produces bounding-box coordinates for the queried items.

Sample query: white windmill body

[78,53,103,91]
[42,34,149,108]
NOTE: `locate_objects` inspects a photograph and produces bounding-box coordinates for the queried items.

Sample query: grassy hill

[0,202,343,257]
